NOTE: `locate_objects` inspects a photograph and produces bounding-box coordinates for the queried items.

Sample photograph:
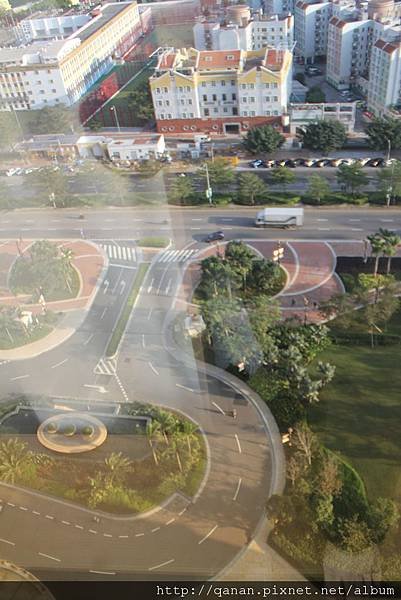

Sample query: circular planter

[37,413,107,454]
[45,422,58,434]
[62,424,76,437]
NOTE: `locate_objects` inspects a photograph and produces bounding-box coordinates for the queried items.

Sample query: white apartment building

[326,0,401,89]
[368,38,401,114]
[107,134,166,161]
[193,13,294,51]
[265,0,295,15]
[14,12,90,43]
[289,101,356,133]
[149,46,292,134]
[294,0,333,63]
[0,2,149,111]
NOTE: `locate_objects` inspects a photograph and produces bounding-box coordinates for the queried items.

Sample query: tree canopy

[365,116,401,151]
[238,172,268,205]
[243,125,285,154]
[305,86,326,103]
[299,121,347,154]
[337,163,368,196]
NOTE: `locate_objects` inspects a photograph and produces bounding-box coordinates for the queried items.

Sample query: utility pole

[110,105,121,133]
[205,162,213,206]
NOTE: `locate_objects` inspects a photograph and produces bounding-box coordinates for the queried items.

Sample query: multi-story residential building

[326,0,401,89]
[149,46,292,134]
[0,2,151,111]
[265,0,295,16]
[14,11,90,43]
[193,8,294,51]
[294,0,333,63]
[289,101,356,133]
[368,38,401,114]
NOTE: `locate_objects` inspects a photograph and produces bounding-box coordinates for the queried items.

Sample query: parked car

[303,158,316,167]
[366,158,381,167]
[265,160,276,168]
[204,231,225,243]
[356,157,372,166]
[249,159,266,168]
[275,159,287,167]
[314,159,331,167]
[284,159,297,168]
[305,66,322,76]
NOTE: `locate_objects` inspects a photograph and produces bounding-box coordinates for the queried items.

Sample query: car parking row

[249,157,394,169]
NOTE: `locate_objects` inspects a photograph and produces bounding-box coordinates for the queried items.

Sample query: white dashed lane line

[233,477,242,501]
[198,525,218,545]
[212,401,225,415]
[38,552,61,563]
[90,570,116,576]
[75,524,84,530]
[103,533,112,538]
[135,533,145,537]
[10,375,30,381]
[19,506,28,511]
[151,527,161,533]
[148,362,159,376]
[45,515,54,520]
[62,521,70,525]
[118,535,129,538]
[148,558,175,572]
[51,358,68,369]
[234,434,242,454]
[89,530,98,535]
[165,518,175,526]
[0,538,15,546]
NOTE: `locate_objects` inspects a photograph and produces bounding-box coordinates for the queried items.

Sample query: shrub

[358,273,395,290]
[82,425,94,436]
[234,193,300,206]
[339,273,356,293]
[213,194,233,205]
[62,424,76,436]
[45,422,58,434]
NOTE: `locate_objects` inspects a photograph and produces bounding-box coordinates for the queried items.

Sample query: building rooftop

[72,3,132,43]
[198,50,242,69]
[0,39,76,66]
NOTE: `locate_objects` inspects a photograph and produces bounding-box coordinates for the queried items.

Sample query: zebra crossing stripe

[94,358,117,376]
[100,244,136,263]
[157,249,196,263]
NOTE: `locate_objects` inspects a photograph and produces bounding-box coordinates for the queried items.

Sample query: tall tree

[271,166,296,191]
[377,159,401,201]
[31,168,67,207]
[243,125,285,154]
[337,163,368,196]
[224,240,255,289]
[366,116,401,152]
[0,438,32,484]
[103,452,131,486]
[168,177,194,204]
[200,158,235,187]
[59,247,74,293]
[292,422,317,467]
[308,173,330,204]
[299,121,347,154]
[305,86,326,103]
[367,232,386,276]
[378,228,400,274]
[238,172,268,205]
[0,112,20,150]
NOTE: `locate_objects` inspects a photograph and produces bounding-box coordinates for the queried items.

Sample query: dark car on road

[249,159,266,168]
[204,231,225,243]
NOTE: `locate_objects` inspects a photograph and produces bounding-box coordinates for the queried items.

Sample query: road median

[105,263,149,358]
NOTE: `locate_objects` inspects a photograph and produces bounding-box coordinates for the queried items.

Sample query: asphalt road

[1,206,401,244]
[0,203,399,580]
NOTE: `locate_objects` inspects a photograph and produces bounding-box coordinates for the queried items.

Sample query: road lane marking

[198,525,218,545]
[190,227,201,230]
[151,527,160,533]
[51,358,68,369]
[165,278,172,295]
[147,308,153,320]
[178,507,187,516]
[19,506,28,511]
[100,307,107,319]
[147,278,154,293]
[148,362,159,376]
[83,333,94,345]
[317,218,328,222]
[90,570,116,576]
[0,538,15,546]
[212,401,225,415]
[89,530,97,534]
[32,510,40,515]
[351,228,364,231]
[148,559,175,572]
[39,553,60,562]
[191,218,203,221]
[381,219,394,222]
[45,515,54,520]
[119,535,129,538]
[103,533,112,538]
[234,434,242,454]
[349,219,361,222]
[166,518,175,525]
[142,334,146,348]
[10,375,29,381]
[318,228,331,231]
[7,502,15,507]
[75,524,84,530]
[233,477,242,501]
[135,533,145,537]
[176,383,196,393]
[61,521,70,525]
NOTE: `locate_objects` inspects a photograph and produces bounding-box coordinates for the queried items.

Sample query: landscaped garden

[10,240,79,302]
[183,235,401,580]
[0,399,206,514]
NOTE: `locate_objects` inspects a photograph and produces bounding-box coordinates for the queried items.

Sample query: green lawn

[309,312,401,503]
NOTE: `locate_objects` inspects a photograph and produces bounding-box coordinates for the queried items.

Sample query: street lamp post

[110,105,121,133]
[205,162,213,206]
[386,138,393,207]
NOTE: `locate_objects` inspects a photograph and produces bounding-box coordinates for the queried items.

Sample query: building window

[213,107,218,113]
[202,82,206,87]
[157,100,162,106]
[233,107,238,115]
[211,81,216,87]
[179,86,183,92]
[212,94,217,101]
[156,87,161,93]
[188,99,192,105]
[222,93,226,101]
[249,97,255,103]
[221,80,226,86]
[165,100,170,106]
[231,80,235,86]
[273,96,278,102]
[223,107,228,112]
[180,99,185,105]
[250,111,255,116]
[264,96,270,102]
[186,86,190,92]
[163,87,168,93]
[242,111,248,116]
[182,112,187,118]
[232,93,236,100]
[241,84,246,89]
[189,112,194,118]
[204,108,210,116]
[203,94,207,101]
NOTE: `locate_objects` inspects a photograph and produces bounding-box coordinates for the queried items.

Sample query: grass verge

[105,263,149,357]
[137,237,169,248]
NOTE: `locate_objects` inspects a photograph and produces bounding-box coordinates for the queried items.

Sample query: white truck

[255,207,304,228]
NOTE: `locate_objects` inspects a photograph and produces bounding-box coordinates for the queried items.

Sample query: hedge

[330,331,401,346]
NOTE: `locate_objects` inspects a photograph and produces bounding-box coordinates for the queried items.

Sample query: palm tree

[0,438,31,484]
[59,247,74,293]
[378,228,401,274]
[367,233,386,277]
[181,421,199,456]
[146,420,161,465]
[156,410,178,445]
[103,452,132,485]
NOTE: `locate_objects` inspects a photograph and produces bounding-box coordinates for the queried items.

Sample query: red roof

[198,50,241,69]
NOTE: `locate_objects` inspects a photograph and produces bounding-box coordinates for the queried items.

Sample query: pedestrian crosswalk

[101,244,136,263]
[157,249,198,263]
[94,357,117,376]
